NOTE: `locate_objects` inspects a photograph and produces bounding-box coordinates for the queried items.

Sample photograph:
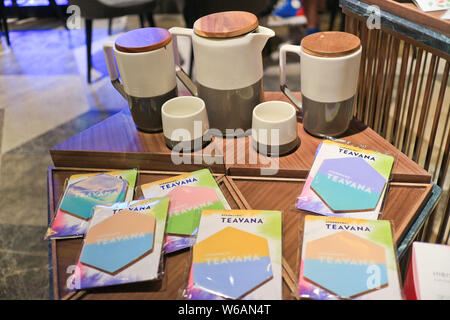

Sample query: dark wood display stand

[48,92,440,300]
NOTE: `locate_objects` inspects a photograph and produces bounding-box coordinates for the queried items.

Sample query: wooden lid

[193,11,258,38]
[115,27,171,53]
[301,31,361,57]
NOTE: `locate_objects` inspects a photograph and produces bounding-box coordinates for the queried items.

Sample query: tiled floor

[0,16,151,300]
[0,12,328,299]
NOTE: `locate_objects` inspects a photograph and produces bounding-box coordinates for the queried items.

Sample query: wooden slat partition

[343,9,450,243]
[402,48,423,153]
[425,62,449,170]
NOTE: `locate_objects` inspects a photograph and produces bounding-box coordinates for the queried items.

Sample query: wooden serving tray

[50,92,431,184]
[219,119,431,183]
[50,111,225,174]
[48,167,433,300]
[218,92,431,183]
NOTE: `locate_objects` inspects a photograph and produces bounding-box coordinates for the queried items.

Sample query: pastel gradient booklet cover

[46,169,138,239]
[140,169,230,253]
[186,210,282,300]
[68,197,169,290]
[297,140,394,219]
[298,216,402,300]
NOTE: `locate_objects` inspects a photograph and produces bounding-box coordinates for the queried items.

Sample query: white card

[413,0,450,12]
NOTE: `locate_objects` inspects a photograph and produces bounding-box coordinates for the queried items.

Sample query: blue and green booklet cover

[45,169,137,239]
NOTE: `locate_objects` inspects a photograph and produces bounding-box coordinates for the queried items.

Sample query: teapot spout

[250,26,275,51]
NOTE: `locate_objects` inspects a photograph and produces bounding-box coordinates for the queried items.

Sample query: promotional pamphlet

[68,197,169,290]
[298,215,402,300]
[297,140,394,219]
[140,169,230,253]
[186,210,282,300]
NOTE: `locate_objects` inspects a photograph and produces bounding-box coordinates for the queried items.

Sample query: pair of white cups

[162,96,298,155]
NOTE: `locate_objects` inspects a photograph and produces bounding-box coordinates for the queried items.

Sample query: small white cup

[161,96,210,151]
[251,101,299,156]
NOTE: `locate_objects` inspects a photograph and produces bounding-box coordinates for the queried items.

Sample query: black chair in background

[0,0,68,46]
[327,0,345,31]
[69,0,157,83]
[49,0,70,29]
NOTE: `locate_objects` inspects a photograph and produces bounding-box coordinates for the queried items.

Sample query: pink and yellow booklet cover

[140,169,230,253]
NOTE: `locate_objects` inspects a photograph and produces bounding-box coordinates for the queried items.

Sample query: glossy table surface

[50,92,432,183]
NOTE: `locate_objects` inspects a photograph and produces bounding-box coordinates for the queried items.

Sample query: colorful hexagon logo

[311,157,386,212]
[80,210,156,274]
[192,226,272,299]
[303,231,388,298]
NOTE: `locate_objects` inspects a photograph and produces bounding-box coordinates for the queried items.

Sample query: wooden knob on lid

[301,31,361,57]
[193,11,259,38]
[115,27,172,53]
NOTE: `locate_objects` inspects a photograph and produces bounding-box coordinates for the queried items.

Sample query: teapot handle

[103,42,128,100]
[169,27,198,97]
[279,44,302,113]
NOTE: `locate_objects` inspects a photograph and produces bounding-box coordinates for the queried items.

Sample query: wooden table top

[47,91,437,300]
[50,91,431,183]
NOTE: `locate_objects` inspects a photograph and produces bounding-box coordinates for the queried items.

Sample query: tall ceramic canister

[103,28,177,132]
[279,32,362,137]
[169,11,275,137]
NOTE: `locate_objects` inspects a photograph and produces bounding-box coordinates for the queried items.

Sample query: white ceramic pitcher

[169,11,275,137]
